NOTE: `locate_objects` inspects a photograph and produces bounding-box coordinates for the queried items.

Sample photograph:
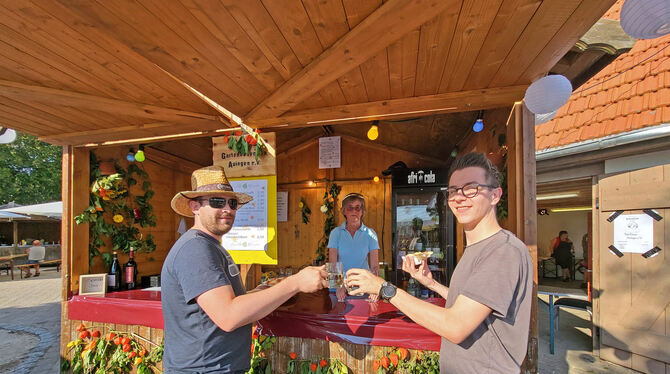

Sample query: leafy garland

[315,183,341,264]
[223,130,267,161]
[497,150,508,221]
[299,197,311,224]
[287,353,348,374]
[247,331,275,374]
[62,323,163,374]
[74,153,157,267]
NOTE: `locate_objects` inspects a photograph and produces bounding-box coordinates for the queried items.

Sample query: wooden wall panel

[276,137,425,269]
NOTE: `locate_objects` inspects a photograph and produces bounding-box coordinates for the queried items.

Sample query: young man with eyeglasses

[162,165,329,373]
[346,152,533,373]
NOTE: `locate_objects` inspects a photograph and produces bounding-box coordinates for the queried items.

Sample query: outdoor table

[538,285,588,354]
[0,253,27,280]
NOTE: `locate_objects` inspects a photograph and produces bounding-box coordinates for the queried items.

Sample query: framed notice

[277,191,288,222]
[79,274,107,296]
[319,136,341,169]
[223,175,278,265]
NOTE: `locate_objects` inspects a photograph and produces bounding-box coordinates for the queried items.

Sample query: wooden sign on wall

[213,133,276,178]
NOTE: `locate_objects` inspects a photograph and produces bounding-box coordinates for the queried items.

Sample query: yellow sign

[213,133,276,178]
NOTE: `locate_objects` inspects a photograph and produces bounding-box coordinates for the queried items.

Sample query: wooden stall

[0,1,617,372]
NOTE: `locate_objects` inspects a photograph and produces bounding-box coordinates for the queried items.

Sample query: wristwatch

[379,281,397,301]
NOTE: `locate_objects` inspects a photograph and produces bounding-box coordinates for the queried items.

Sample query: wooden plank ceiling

[0,0,614,146]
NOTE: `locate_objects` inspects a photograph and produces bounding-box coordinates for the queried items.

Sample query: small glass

[326,262,343,289]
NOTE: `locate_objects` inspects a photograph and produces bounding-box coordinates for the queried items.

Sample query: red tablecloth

[68,289,444,351]
[258,291,444,351]
[68,290,163,329]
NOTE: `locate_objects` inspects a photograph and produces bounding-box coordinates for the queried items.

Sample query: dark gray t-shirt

[161,229,250,373]
[440,230,533,373]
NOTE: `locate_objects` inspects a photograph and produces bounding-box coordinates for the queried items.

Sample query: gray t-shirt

[28,245,45,261]
[440,230,533,373]
[161,229,250,373]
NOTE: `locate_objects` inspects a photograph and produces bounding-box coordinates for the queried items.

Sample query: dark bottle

[124,248,138,290]
[107,251,121,292]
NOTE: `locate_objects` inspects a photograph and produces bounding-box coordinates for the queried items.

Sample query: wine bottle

[107,251,121,292]
[124,248,138,290]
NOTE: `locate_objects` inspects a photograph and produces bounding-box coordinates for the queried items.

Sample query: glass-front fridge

[390,168,455,298]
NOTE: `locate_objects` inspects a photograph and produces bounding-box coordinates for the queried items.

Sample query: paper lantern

[0,128,17,144]
[621,0,670,39]
[535,110,558,125]
[524,75,572,114]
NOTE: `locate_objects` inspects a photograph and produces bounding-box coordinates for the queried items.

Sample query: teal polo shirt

[327,222,380,274]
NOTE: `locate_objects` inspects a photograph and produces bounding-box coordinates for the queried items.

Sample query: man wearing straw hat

[162,165,329,373]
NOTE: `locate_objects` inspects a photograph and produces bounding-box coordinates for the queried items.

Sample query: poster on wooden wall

[223,175,278,265]
[213,133,276,178]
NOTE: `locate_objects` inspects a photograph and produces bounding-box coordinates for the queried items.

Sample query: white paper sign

[277,191,288,222]
[613,214,654,253]
[222,179,268,251]
[319,136,341,169]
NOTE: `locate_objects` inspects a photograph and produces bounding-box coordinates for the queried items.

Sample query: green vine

[299,197,311,224]
[247,331,275,374]
[497,150,508,221]
[287,354,348,374]
[74,153,157,267]
[315,183,341,265]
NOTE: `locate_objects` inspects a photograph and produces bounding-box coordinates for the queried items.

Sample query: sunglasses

[196,197,239,210]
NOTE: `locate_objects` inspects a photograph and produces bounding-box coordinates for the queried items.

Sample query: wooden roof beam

[41,119,233,146]
[253,85,527,128]
[0,80,220,125]
[244,0,456,123]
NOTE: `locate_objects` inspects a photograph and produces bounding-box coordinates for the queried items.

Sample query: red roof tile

[536,0,670,151]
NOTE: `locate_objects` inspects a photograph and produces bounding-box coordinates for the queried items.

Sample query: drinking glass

[326,262,343,289]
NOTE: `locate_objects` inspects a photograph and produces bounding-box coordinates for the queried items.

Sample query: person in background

[162,166,328,373]
[553,231,574,282]
[549,230,566,256]
[23,239,45,278]
[346,152,533,373]
[328,193,380,302]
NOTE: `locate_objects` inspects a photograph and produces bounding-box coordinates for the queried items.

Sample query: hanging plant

[299,197,311,224]
[75,153,157,267]
[315,183,341,264]
[223,129,267,161]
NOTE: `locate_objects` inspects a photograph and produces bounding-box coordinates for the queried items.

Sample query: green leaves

[315,183,341,264]
[0,132,61,205]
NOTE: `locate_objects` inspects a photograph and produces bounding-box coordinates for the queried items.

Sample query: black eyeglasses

[196,197,239,210]
[447,183,497,199]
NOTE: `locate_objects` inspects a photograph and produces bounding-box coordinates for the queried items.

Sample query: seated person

[24,239,45,277]
[553,231,573,282]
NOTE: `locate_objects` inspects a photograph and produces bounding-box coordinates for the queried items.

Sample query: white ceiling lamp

[535,110,558,125]
[524,75,573,115]
[536,192,579,201]
[0,128,17,144]
[621,0,670,39]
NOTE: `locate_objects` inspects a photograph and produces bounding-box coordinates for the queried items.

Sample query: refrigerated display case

[390,168,455,297]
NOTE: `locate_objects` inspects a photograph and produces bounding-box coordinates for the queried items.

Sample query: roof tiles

[536,1,670,151]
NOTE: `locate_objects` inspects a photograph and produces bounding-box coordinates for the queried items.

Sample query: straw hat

[171,165,253,217]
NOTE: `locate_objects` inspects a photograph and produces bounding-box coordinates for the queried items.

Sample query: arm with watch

[345,257,492,345]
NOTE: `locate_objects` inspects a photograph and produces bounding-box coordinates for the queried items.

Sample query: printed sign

[213,133,276,178]
[319,136,341,169]
[277,191,288,222]
[613,213,654,253]
[79,274,107,296]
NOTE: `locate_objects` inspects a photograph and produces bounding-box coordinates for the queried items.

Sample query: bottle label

[107,274,116,286]
[125,267,134,283]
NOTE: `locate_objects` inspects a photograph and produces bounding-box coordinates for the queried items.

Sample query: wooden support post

[508,102,538,373]
[12,220,18,251]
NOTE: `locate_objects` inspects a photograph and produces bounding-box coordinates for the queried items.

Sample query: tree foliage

[0,132,61,205]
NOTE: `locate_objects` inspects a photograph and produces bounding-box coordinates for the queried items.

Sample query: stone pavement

[0,266,642,374]
[0,267,61,374]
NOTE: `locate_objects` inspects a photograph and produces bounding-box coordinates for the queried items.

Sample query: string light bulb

[367,121,379,140]
[126,149,135,162]
[473,111,484,133]
[373,176,380,183]
[134,145,146,162]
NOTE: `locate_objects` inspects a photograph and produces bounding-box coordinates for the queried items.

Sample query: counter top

[68,289,443,350]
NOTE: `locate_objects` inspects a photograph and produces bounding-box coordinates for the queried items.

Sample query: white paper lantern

[535,110,558,125]
[621,0,670,39]
[524,75,572,115]
[0,128,16,144]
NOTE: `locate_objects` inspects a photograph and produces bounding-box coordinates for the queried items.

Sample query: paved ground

[0,268,642,373]
[0,267,61,374]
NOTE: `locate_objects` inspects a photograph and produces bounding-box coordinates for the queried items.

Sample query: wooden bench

[15,259,61,278]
